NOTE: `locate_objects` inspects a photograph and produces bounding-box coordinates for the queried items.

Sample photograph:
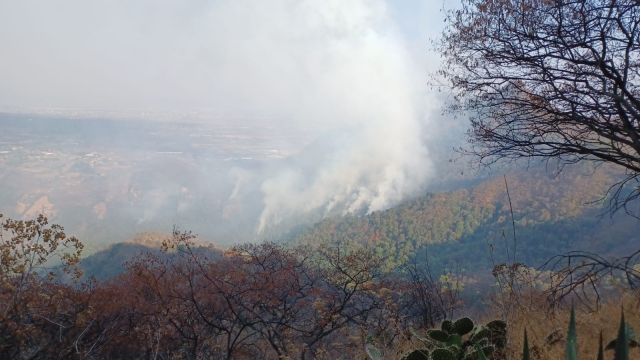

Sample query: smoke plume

[194,0,433,232]
[0,0,437,238]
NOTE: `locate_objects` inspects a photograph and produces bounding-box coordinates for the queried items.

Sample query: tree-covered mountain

[292,164,639,270]
[80,163,640,277]
[79,232,223,279]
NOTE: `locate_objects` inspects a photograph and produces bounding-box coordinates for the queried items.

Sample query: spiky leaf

[566,306,578,360]
[605,339,640,350]
[614,311,629,360]
[610,323,640,350]
[428,329,451,342]
[453,317,475,336]
[628,323,638,342]
[523,329,531,360]
[606,340,616,351]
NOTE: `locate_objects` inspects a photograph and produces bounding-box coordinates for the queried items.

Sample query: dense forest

[80,163,637,278]
[289,164,636,270]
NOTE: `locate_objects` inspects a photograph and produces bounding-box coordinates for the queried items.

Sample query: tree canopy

[437,0,640,214]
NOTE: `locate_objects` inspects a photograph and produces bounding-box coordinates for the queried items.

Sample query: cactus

[484,320,507,350]
[370,318,504,359]
[394,310,632,360]
[453,318,475,336]
[428,329,452,343]
[413,318,501,360]
[370,308,638,360]
[431,348,457,360]
[370,309,640,359]
[462,345,494,360]
[446,334,463,348]
[485,320,507,331]
[401,349,430,360]
[475,343,490,360]
[442,320,454,334]
[365,337,382,360]
[470,327,492,344]
[411,328,437,347]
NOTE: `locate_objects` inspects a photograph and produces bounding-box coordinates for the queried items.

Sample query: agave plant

[566,306,578,360]
[369,306,638,360]
[520,306,636,360]
[604,314,639,352]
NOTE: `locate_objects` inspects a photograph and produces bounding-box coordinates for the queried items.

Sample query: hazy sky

[0,0,450,110]
[0,0,459,233]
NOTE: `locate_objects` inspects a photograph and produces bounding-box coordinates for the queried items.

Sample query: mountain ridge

[79,163,640,278]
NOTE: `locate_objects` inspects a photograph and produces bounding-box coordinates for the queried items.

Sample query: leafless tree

[126,231,388,360]
[542,249,640,310]
[437,0,640,215]
[401,248,461,328]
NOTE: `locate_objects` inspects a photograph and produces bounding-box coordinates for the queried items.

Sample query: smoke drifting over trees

[0,0,444,239]
[197,0,435,231]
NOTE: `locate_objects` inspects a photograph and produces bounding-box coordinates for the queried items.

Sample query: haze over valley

[0,0,451,254]
[2,1,640,358]
[0,111,319,250]
[0,108,469,254]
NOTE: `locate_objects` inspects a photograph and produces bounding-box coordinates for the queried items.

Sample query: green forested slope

[81,164,640,278]
[293,164,639,270]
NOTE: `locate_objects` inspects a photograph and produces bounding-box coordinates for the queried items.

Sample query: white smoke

[191,0,434,232]
[0,0,437,236]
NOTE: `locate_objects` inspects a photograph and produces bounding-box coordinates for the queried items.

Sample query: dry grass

[483,291,640,360]
[362,290,640,360]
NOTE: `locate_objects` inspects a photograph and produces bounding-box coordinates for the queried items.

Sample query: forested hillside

[80,232,223,279]
[80,164,640,276]
[293,164,639,270]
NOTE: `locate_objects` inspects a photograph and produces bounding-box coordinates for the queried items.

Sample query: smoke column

[193,0,433,232]
[0,0,436,237]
